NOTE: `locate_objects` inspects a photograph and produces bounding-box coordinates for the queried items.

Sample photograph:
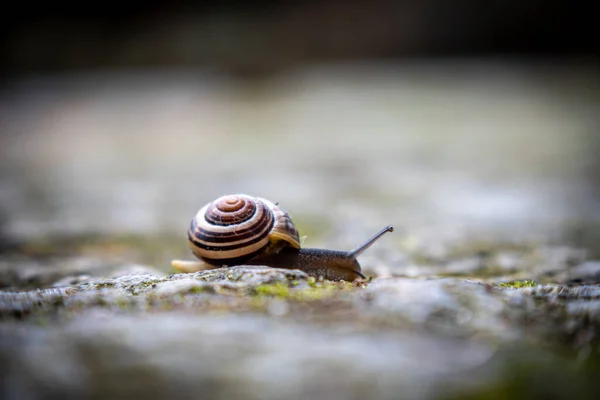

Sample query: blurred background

[0,0,599,269]
[1,3,600,399]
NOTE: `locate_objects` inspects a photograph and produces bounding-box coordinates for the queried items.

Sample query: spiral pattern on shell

[188,194,300,266]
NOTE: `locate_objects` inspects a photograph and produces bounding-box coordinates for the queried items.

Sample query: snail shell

[188,194,300,266]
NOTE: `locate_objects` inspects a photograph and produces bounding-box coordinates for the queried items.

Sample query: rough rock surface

[1,265,599,399]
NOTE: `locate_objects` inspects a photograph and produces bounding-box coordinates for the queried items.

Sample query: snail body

[171,194,393,281]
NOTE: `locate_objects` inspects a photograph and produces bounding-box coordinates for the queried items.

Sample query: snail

[171,194,393,281]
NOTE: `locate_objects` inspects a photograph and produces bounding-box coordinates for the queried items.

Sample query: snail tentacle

[350,225,394,257]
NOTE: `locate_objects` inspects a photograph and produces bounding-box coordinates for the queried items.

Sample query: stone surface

[561,261,600,285]
[1,266,600,399]
[1,62,600,399]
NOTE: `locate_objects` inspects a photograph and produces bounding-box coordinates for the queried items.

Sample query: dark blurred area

[1,0,597,78]
[0,0,599,252]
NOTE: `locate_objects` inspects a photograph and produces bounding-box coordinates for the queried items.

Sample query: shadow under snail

[171,194,393,281]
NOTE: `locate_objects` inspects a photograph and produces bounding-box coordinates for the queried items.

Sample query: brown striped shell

[187,194,301,266]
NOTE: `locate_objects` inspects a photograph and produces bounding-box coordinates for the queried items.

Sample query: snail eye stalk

[350,225,394,257]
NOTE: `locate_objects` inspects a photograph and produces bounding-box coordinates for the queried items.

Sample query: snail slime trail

[172,194,394,281]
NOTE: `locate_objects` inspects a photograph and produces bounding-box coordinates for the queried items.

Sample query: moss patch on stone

[252,279,359,301]
[254,282,291,298]
[498,280,537,288]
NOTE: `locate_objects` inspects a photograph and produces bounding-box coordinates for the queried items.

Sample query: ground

[1,61,599,399]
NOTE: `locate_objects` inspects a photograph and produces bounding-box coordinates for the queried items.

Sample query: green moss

[498,280,537,288]
[254,282,291,298]
[253,280,357,301]
[291,287,336,301]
